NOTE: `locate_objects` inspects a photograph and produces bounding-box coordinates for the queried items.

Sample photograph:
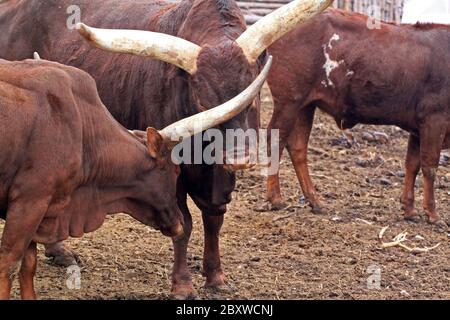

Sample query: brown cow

[0,0,333,298]
[0,57,269,300]
[266,9,449,228]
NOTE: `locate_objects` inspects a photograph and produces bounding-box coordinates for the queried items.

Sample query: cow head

[186,42,266,171]
[78,0,333,170]
[126,62,271,231]
[126,127,184,238]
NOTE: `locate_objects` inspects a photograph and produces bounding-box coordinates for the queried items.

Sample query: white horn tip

[262,55,273,73]
[33,52,40,60]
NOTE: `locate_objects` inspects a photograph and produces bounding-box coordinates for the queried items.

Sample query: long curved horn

[76,23,201,74]
[157,56,273,142]
[236,0,334,63]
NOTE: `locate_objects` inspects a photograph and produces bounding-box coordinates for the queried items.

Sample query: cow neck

[78,101,151,188]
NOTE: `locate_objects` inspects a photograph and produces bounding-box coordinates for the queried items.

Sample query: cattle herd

[0,0,448,300]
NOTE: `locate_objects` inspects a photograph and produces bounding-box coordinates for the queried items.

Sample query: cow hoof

[269,200,287,211]
[403,207,421,222]
[45,244,80,267]
[204,271,225,288]
[52,255,79,267]
[171,283,197,300]
[427,213,442,224]
[310,204,325,215]
[427,217,448,232]
[404,214,422,223]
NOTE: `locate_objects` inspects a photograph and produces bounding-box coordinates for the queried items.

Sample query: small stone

[357,156,385,168]
[324,192,338,199]
[400,290,410,296]
[386,256,396,262]
[361,132,375,142]
[379,178,392,186]
[398,274,408,281]
[440,153,449,166]
[361,131,389,144]
[395,171,406,178]
[357,159,369,167]
[372,131,389,144]
[328,292,339,297]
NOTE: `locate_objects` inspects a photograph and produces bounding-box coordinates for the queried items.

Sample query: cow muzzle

[223,147,257,171]
[224,162,255,172]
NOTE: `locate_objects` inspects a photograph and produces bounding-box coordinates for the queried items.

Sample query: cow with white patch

[266,9,449,228]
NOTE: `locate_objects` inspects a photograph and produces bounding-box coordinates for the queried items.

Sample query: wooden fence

[238,0,404,24]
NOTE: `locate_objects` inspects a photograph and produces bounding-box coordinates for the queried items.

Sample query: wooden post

[344,0,351,11]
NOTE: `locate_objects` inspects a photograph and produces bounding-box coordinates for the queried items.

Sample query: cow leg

[171,192,195,300]
[44,241,79,267]
[202,213,224,288]
[19,242,37,300]
[266,131,288,209]
[400,135,421,221]
[419,123,446,225]
[0,198,48,300]
[266,102,302,209]
[266,172,285,209]
[285,105,323,213]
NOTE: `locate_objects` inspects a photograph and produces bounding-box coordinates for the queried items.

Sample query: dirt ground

[1,86,449,300]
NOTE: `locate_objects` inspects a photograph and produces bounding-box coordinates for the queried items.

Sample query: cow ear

[146,127,164,159]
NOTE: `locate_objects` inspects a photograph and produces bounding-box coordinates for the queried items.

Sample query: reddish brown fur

[0,0,266,298]
[266,9,450,225]
[0,59,183,299]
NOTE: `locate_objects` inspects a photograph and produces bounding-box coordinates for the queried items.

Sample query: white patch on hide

[322,34,344,87]
[327,34,340,49]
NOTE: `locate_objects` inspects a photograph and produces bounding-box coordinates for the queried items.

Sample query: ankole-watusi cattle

[0,55,270,300]
[0,0,332,298]
[266,8,450,227]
